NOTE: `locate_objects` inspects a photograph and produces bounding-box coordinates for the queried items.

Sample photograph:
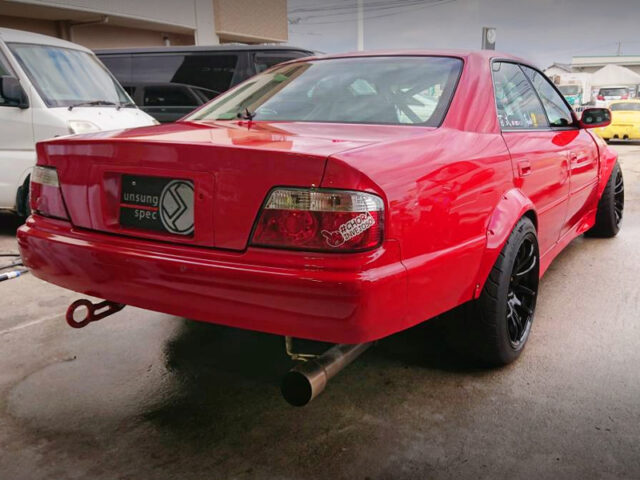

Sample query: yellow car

[595,99,640,142]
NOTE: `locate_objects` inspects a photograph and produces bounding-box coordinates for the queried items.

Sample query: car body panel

[18,50,617,343]
[594,100,640,140]
[36,121,429,251]
[18,215,408,343]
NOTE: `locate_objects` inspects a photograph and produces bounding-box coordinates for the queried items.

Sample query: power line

[302,0,444,20]
[289,0,456,25]
[289,0,432,15]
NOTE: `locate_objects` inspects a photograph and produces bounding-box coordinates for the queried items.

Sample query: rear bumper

[18,215,408,343]
[595,125,640,139]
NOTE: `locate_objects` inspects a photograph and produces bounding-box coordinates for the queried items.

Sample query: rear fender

[473,188,536,298]
[597,141,618,199]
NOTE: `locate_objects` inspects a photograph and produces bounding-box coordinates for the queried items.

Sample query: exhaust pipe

[281,342,372,406]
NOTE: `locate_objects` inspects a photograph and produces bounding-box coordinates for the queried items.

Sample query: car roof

[123,82,216,90]
[273,49,533,70]
[95,44,315,55]
[0,27,91,52]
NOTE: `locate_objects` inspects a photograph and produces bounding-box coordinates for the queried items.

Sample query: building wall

[544,66,571,81]
[71,25,194,49]
[0,14,59,37]
[0,0,286,49]
[0,15,195,48]
[213,0,287,43]
[574,65,640,76]
[10,0,200,31]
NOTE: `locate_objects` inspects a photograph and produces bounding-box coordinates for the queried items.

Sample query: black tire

[585,162,623,238]
[451,217,539,366]
[15,176,31,219]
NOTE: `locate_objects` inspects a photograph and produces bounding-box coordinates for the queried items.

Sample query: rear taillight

[30,166,70,220]
[597,95,605,101]
[251,188,384,252]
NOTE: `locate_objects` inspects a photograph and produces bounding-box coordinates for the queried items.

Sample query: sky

[287,0,640,68]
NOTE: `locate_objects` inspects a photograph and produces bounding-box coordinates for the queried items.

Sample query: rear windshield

[599,88,627,97]
[558,85,580,95]
[186,56,463,126]
[610,102,640,111]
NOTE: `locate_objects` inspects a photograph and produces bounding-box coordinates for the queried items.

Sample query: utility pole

[357,0,364,51]
[617,41,622,55]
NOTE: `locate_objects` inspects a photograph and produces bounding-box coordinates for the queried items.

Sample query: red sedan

[18,50,623,367]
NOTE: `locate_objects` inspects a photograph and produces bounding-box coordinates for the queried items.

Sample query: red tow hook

[66,299,125,329]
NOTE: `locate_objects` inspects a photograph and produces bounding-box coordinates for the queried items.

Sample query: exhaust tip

[281,342,371,406]
[281,370,314,407]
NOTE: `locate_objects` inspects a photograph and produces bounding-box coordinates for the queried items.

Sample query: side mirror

[579,108,611,129]
[0,76,29,109]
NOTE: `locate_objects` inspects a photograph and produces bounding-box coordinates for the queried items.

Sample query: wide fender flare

[597,145,618,199]
[473,189,536,299]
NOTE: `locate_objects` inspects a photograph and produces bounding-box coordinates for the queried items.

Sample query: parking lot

[0,144,638,479]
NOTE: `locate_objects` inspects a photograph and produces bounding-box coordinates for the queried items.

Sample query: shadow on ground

[141,310,485,440]
[0,212,22,240]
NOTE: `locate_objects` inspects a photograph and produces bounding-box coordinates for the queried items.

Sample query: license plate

[119,175,194,235]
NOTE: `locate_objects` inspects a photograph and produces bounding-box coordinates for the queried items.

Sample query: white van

[0,28,156,216]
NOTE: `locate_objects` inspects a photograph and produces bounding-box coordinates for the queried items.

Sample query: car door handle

[518,160,532,177]
[569,152,589,169]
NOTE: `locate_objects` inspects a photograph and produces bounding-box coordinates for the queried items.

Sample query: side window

[133,54,185,84]
[123,85,136,97]
[254,51,308,73]
[143,86,197,107]
[492,62,549,130]
[99,55,132,83]
[522,66,574,127]
[133,53,239,94]
[0,50,16,107]
[192,86,217,102]
[0,51,11,76]
[172,54,239,93]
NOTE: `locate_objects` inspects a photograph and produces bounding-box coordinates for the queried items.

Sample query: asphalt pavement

[1,144,639,480]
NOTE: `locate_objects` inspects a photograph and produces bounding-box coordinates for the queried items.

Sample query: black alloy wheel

[506,236,538,348]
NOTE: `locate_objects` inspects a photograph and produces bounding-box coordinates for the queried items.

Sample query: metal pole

[357,0,364,51]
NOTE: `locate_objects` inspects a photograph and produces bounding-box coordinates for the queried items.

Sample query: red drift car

[18,51,622,366]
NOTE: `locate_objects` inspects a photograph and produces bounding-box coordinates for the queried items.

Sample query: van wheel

[15,176,31,219]
[452,217,539,366]
[586,162,623,238]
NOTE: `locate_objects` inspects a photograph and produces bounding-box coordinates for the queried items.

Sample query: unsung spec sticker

[119,175,194,235]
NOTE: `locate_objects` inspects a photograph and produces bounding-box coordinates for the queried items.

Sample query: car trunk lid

[37,121,420,250]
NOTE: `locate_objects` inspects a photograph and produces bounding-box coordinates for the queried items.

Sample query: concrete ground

[0,145,639,480]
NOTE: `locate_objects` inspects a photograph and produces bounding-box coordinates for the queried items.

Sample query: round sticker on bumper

[159,180,195,235]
